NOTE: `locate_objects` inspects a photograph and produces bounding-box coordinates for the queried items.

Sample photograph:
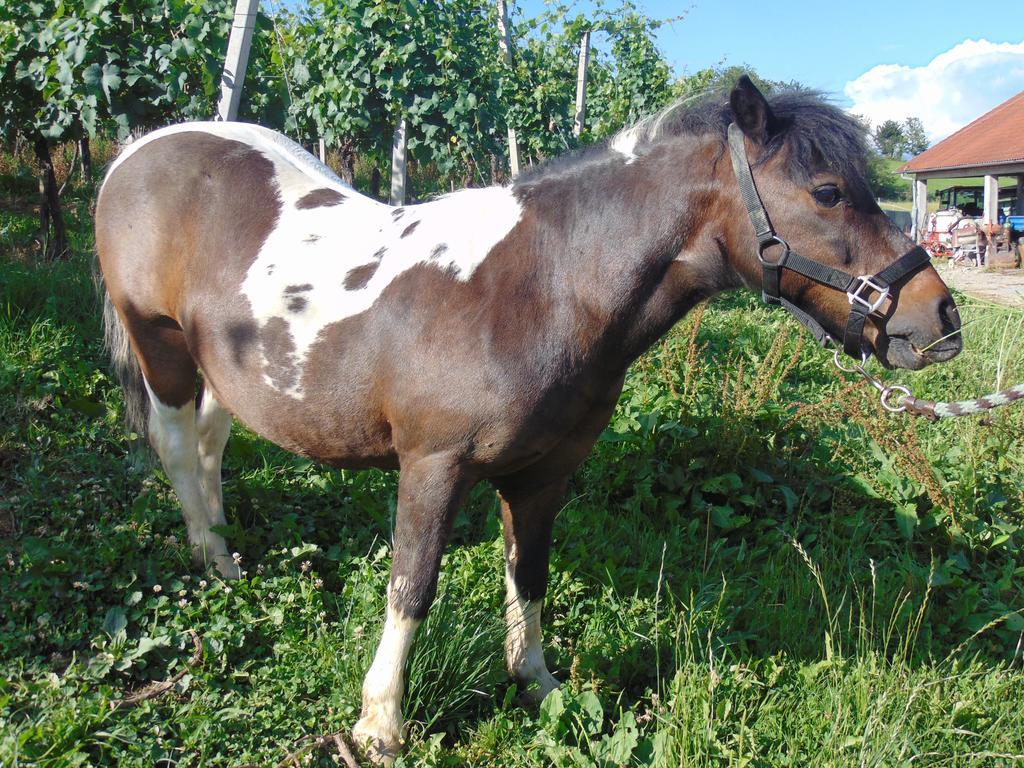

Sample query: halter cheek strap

[726,123,930,359]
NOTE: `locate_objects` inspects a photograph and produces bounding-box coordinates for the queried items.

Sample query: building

[899,90,1024,240]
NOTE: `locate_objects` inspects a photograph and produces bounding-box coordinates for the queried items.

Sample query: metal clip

[880,385,911,413]
[847,275,890,315]
[832,349,860,374]
[832,349,912,413]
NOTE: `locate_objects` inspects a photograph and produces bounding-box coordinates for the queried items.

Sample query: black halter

[726,123,930,360]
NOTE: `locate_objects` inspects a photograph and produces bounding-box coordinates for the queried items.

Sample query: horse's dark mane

[654,88,870,181]
[514,87,870,188]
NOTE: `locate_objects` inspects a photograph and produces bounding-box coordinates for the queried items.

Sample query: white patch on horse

[610,125,645,163]
[674,248,700,265]
[195,382,233,536]
[236,155,522,399]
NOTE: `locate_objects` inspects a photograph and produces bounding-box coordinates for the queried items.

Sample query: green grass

[2,165,1024,766]
[879,200,920,213]
[926,176,1019,196]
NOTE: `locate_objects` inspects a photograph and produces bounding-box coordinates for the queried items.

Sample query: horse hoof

[214,556,241,580]
[517,672,559,706]
[190,543,240,579]
[352,715,402,765]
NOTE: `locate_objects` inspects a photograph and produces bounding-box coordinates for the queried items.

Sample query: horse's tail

[100,282,149,440]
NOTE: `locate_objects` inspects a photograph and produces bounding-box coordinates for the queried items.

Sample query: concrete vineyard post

[496,0,520,177]
[217,0,260,122]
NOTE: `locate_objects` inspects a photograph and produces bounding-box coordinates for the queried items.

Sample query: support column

[390,119,407,206]
[912,176,929,242]
[497,0,520,177]
[572,29,591,138]
[983,174,999,224]
[216,0,259,121]
[1016,175,1023,215]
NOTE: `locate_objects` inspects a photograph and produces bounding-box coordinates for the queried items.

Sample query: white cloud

[844,39,1024,143]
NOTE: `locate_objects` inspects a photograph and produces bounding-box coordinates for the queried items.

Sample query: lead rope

[831,350,1024,420]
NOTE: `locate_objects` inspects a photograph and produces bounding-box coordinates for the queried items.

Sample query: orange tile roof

[899,90,1024,174]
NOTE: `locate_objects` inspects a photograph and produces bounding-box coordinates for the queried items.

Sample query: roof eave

[900,158,1024,175]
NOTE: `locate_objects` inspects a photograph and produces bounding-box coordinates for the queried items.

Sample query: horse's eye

[812,185,843,208]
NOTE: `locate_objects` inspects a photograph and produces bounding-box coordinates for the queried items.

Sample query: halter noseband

[726,122,930,360]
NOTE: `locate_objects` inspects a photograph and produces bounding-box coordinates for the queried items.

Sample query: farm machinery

[920,208,986,264]
[921,208,1022,268]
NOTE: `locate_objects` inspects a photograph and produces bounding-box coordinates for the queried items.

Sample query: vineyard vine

[2,0,714,257]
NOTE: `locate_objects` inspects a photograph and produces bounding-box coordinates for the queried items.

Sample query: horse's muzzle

[877,295,963,370]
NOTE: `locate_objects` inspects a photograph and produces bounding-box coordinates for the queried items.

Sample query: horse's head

[723,76,961,370]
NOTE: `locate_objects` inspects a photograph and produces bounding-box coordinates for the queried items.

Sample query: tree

[500,8,584,161]
[1,0,686,221]
[586,10,674,138]
[901,116,929,156]
[0,0,79,258]
[873,119,905,159]
[285,0,506,192]
[501,2,678,162]
[866,152,909,201]
[277,0,679,191]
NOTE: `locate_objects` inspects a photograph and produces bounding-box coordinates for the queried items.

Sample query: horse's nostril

[939,296,961,333]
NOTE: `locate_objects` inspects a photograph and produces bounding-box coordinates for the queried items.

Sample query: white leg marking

[195,384,239,579]
[505,566,558,702]
[145,380,235,578]
[196,385,232,522]
[353,604,420,764]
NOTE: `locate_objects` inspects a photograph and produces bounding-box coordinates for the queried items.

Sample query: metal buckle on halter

[847,275,889,315]
[757,235,789,264]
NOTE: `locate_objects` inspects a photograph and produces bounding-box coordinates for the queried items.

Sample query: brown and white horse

[95,78,961,762]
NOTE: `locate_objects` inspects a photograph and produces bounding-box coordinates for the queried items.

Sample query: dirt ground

[936,262,1024,309]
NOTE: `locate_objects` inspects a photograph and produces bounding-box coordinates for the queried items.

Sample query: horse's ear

[730,75,775,145]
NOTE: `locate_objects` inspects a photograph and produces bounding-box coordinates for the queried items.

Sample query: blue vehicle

[1007,216,1024,263]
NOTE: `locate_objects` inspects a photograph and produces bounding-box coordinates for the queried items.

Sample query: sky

[519,0,1024,142]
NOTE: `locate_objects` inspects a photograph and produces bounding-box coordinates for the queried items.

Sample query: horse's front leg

[494,476,569,703]
[353,452,470,764]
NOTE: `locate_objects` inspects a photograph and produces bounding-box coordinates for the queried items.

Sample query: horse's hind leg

[493,395,621,704]
[144,380,238,579]
[195,383,235,566]
[127,318,238,579]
